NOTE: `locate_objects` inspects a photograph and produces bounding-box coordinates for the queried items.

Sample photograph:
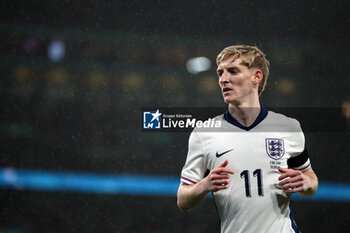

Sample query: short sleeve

[180,132,207,184]
[287,119,311,171]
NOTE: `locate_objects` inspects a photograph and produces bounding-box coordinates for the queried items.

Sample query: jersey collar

[224,105,268,131]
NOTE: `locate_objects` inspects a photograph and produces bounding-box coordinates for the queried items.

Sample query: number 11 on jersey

[240,169,264,198]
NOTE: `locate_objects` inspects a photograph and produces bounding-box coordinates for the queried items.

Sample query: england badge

[266,138,285,160]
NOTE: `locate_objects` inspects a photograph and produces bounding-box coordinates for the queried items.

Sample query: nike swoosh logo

[216,149,234,158]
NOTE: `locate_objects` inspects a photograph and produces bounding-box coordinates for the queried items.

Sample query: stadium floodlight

[186,56,211,75]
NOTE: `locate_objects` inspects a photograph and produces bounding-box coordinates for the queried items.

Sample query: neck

[228,98,261,127]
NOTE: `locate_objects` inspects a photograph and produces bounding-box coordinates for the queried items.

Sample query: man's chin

[223,97,240,106]
[223,96,234,104]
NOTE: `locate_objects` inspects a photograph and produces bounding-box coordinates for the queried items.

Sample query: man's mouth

[223,87,232,93]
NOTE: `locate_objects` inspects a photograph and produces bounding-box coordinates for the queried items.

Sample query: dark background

[0,0,349,232]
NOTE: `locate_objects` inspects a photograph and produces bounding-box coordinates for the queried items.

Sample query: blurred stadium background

[0,1,349,233]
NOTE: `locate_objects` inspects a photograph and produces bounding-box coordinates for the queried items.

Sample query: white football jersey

[180,108,311,233]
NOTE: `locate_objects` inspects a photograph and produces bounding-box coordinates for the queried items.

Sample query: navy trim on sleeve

[287,149,309,168]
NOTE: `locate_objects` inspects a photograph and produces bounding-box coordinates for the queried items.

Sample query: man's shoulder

[265,110,302,131]
[266,110,299,123]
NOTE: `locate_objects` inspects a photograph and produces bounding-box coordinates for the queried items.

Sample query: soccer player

[177,45,318,233]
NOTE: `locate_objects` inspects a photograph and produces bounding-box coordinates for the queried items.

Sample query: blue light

[0,168,179,196]
[0,168,349,202]
[292,182,350,202]
[48,40,65,62]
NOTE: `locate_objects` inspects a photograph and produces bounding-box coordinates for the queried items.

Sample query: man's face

[217,57,256,105]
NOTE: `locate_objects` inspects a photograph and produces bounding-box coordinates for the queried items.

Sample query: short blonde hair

[216,45,270,95]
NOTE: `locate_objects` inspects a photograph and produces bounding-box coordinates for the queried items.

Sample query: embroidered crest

[266,138,285,160]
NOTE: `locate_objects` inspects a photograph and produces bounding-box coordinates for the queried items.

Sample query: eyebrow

[216,63,239,72]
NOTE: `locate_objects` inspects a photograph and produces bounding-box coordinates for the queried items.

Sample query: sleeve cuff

[291,158,311,172]
[180,176,198,184]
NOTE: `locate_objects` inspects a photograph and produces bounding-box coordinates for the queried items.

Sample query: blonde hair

[216,45,270,95]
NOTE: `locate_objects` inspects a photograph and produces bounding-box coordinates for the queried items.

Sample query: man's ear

[252,69,263,85]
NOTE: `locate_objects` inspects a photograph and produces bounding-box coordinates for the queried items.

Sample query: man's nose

[219,71,229,84]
